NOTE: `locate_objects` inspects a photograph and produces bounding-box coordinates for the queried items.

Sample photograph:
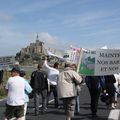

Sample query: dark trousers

[89,89,101,114]
[47,85,58,107]
[106,90,115,105]
[0,70,4,84]
[34,89,47,114]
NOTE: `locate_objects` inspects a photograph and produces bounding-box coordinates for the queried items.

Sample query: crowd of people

[3,58,120,120]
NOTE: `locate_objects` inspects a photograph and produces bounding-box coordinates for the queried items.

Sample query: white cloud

[62,10,119,27]
[79,27,120,37]
[0,12,13,21]
[31,32,67,50]
[0,31,65,56]
[37,32,58,45]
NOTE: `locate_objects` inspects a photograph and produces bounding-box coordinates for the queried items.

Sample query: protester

[0,69,4,84]
[20,70,32,120]
[114,73,120,107]
[85,76,105,117]
[43,58,59,108]
[4,66,25,120]
[104,75,116,109]
[30,61,48,115]
[58,63,82,120]
[71,64,81,114]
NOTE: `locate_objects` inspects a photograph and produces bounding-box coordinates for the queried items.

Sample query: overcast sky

[0,0,120,56]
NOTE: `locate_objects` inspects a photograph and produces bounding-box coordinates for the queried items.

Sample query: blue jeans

[75,96,80,113]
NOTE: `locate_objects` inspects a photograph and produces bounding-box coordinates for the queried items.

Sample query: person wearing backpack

[30,61,48,115]
[85,76,105,117]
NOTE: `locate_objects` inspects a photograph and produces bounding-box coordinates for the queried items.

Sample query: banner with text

[79,49,120,76]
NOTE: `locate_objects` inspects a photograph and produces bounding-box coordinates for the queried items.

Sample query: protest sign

[63,48,81,64]
[78,49,120,76]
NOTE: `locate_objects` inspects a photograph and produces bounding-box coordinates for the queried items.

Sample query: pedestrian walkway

[0,85,120,120]
[108,109,120,120]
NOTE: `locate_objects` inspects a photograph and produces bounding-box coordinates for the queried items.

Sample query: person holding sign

[43,58,60,108]
[85,76,105,117]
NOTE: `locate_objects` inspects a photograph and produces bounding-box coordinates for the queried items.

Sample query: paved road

[0,85,120,120]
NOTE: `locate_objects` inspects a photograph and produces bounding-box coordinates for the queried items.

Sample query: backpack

[100,92,109,103]
[30,70,48,90]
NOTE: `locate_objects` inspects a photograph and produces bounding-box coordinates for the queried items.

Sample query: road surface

[0,84,120,120]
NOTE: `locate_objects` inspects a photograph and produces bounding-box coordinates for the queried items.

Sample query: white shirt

[44,60,59,85]
[114,73,120,90]
[5,76,25,106]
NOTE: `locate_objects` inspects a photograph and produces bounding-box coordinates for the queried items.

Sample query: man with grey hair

[30,61,48,115]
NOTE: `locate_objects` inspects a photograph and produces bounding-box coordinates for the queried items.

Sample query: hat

[10,66,20,73]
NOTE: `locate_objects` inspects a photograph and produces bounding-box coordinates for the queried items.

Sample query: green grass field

[0,70,32,99]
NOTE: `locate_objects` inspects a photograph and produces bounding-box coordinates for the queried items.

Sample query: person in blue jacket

[20,70,32,120]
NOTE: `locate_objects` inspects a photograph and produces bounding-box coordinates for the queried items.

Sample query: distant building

[20,34,44,56]
[0,55,15,70]
[16,34,64,64]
